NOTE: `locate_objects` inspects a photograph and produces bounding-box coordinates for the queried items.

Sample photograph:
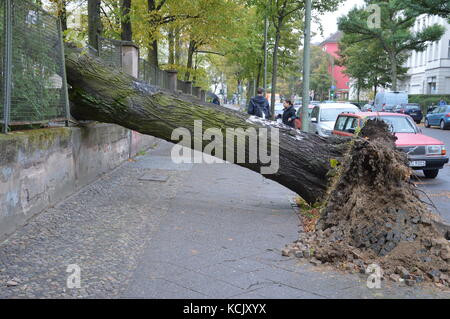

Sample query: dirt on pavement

[285,120,450,288]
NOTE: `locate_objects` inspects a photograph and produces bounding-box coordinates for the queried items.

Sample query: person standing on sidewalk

[280,100,297,128]
[212,96,221,106]
[248,88,271,119]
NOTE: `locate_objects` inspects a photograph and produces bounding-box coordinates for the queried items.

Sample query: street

[415,126,450,223]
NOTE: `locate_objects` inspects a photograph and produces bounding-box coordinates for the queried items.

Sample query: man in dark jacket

[212,96,220,105]
[281,100,296,128]
[248,88,271,119]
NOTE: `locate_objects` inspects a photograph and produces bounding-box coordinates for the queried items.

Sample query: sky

[311,0,365,44]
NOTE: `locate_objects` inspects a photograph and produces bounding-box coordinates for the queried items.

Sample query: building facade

[399,16,450,95]
[320,31,350,100]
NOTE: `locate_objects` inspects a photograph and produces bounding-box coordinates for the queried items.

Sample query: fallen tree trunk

[64,45,349,204]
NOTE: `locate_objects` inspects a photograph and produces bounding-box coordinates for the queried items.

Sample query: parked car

[274,102,285,118]
[295,104,315,130]
[394,103,423,124]
[374,91,408,111]
[309,103,360,137]
[381,104,396,112]
[333,112,449,178]
[361,104,374,112]
[425,105,450,130]
[427,104,438,114]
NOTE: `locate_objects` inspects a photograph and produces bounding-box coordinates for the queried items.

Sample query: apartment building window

[448,40,450,58]
[434,42,437,60]
[427,77,437,94]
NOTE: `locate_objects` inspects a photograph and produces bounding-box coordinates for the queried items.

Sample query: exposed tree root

[284,120,450,288]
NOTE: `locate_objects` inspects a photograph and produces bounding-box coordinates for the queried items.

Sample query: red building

[319,31,350,100]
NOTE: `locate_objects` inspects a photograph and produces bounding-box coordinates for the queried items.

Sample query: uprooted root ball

[284,120,450,288]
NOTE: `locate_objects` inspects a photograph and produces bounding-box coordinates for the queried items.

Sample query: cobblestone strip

[0,156,185,298]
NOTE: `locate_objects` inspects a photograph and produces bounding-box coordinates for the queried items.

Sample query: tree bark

[64,45,349,204]
[147,0,159,66]
[58,0,68,32]
[246,80,254,103]
[148,40,159,67]
[175,27,182,65]
[270,23,281,118]
[88,0,102,51]
[121,0,133,41]
[256,62,262,89]
[168,26,175,65]
[185,40,196,81]
[388,51,398,91]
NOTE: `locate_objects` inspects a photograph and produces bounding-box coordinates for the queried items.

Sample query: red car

[332,112,448,178]
[294,104,315,130]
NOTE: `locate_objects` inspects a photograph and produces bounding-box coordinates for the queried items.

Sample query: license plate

[409,161,426,167]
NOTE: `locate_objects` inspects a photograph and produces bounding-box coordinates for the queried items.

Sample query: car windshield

[320,108,357,122]
[405,105,420,110]
[368,116,418,133]
[274,103,284,110]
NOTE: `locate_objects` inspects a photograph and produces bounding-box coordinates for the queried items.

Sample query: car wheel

[415,120,421,124]
[440,120,447,130]
[423,169,439,179]
[425,119,430,128]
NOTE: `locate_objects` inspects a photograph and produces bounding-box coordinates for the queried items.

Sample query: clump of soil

[284,120,450,288]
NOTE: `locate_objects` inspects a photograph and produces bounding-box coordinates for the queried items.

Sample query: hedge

[408,94,450,114]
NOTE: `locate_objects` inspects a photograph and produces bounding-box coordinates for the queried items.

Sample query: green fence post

[2,0,12,133]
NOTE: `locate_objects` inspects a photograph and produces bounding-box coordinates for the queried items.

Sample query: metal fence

[97,37,196,95]
[1,0,70,132]
[138,58,169,89]
[177,79,187,94]
[98,36,123,69]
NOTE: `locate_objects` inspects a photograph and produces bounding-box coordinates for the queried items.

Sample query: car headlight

[426,145,446,155]
[319,127,332,136]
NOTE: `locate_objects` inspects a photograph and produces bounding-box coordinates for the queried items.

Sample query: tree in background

[47,0,69,31]
[338,34,407,100]
[248,0,340,116]
[180,0,242,82]
[400,0,450,23]
[309,47,333,101]
[46,0,342,100]
[121,0,132,41]
[88,0,102,51]
[338,0,445,91]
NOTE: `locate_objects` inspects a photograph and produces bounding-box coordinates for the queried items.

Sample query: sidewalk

[0,140,449,298]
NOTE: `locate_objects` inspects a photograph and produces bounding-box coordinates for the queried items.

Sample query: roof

[317,103,359,109]
[320,31,343,46]
[339,112,410,118]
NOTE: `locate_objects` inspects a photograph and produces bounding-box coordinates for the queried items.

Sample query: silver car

[310,103,360,137]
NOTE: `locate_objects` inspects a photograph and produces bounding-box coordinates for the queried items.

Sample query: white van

[310,103,360,137]
[374,91,408,111]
